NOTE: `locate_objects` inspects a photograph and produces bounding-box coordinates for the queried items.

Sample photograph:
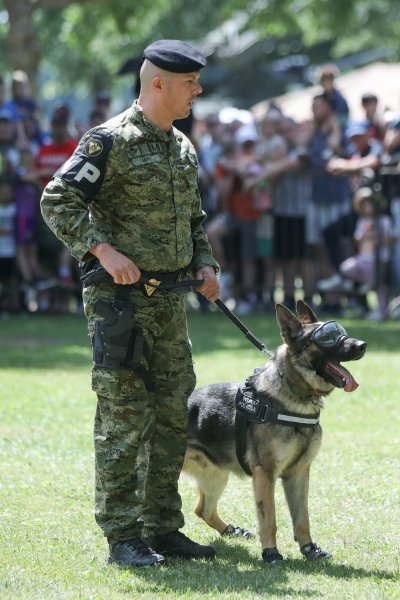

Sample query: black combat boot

[150,530,216,560]
[108,537,165,567]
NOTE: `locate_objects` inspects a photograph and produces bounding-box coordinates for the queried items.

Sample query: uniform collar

[130,101,175,142]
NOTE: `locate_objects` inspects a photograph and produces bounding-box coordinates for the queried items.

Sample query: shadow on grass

[111,539,396,596]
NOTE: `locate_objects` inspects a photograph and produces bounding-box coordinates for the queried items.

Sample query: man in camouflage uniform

[41,39,220,567]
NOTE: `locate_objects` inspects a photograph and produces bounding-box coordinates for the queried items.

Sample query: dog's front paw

[301,542,332,560]
[262,547,284,564]
[222,524,254,539]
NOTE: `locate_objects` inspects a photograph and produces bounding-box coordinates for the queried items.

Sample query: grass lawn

[0,309,399,599]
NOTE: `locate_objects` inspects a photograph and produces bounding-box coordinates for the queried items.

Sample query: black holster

[93,299,145,370]
[92,290,154,391]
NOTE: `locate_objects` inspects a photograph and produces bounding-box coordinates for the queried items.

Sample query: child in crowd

[339,187,393,320]
[15,149,49,302]
[361,93,386,142]
[0,178,19,313]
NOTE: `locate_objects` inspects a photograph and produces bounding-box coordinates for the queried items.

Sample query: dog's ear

[296,299,318,324]
[276,303,303,344]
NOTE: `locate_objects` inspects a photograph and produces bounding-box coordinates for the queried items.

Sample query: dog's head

[276,299,367,394]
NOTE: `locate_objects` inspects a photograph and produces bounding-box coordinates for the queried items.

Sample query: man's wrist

[90,242,112,258]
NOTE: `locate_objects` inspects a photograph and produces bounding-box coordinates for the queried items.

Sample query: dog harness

[235,378,320,476]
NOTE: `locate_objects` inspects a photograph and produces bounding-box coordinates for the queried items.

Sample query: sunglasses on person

[310,321,348,349]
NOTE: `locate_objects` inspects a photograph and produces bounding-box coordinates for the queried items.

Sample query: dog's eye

[311,321,347,348]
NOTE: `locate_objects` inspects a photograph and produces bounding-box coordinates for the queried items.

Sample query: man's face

[163,71,202,121]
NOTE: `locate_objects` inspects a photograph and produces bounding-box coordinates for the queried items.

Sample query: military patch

[85,139,104,157]
[54,128,113,196]
[143,278,161,297]
[128,142,167,165]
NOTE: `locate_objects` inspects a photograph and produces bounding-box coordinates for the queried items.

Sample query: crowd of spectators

[0,65,400,320]
[194,65,400,320]
[0,71,111,315]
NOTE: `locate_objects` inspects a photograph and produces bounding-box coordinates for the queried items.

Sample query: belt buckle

[143,278,161,297]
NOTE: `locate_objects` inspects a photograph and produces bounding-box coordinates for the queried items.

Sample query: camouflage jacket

[40,101,219,276]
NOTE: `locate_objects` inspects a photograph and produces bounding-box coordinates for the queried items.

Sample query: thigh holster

[93,299,145,370]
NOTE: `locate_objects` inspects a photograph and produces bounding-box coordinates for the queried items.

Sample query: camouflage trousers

[83,283,196,542]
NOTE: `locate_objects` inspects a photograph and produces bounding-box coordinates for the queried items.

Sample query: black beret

[143,39,206,73]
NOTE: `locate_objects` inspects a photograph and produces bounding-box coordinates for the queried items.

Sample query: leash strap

[142,283,275,358]
[215,299,274,357]
[80,259,272,356]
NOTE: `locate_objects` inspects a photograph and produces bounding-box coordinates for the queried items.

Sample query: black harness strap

[235,379,320,477]
[235,386,253,476]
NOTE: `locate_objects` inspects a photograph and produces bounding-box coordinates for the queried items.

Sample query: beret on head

[143,39,206,73]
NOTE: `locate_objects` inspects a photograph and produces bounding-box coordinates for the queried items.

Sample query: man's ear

[152,75,163,92]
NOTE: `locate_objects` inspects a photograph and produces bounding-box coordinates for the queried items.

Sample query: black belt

[140,268,186,283]
[79,259,199,294]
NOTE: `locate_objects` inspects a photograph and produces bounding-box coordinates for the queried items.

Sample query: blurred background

[0,0,400,320]
[2,0,400,123]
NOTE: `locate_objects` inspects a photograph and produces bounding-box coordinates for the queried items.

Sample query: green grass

[0,310,399,599]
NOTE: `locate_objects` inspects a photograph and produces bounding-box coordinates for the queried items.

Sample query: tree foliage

[0,0,399,102]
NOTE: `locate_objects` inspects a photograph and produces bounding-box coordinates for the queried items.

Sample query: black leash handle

[214,298,274,357]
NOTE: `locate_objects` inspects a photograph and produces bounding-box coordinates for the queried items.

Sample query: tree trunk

[4,0,41,88]
[4,0,94,92]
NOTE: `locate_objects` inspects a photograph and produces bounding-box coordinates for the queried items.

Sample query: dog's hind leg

[182,448,230,534]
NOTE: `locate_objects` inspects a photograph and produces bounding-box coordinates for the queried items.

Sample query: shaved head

[140,59,172,90]
[138,58,202,131]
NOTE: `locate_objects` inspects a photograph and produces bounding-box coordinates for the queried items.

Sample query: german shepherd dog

[182,300,367,563]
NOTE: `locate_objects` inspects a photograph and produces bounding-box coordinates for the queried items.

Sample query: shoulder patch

[54,128,114,197]
[84,139,104,157]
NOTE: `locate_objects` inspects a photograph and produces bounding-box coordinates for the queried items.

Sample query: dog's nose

[355,340,367,354]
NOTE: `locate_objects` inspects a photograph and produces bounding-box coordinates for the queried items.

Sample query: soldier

[41,39,220,568]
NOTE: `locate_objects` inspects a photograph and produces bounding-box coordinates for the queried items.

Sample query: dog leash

[125,277,275,358]
[143,277,274,357]
[80,263,274,358]
[214,299,274,358]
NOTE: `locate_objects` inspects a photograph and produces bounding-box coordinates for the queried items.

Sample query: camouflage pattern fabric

[40,102,218,541]
[40,101,219,276]
[86,284,196,541]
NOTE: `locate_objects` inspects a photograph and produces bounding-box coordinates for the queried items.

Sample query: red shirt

[36,138,78,187]
[215,158,263,221]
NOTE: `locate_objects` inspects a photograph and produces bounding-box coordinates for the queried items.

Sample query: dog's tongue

[326,362,359,392]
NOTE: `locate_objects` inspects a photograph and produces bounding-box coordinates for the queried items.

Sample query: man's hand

[90,243,141,285]
[195,266,220,302]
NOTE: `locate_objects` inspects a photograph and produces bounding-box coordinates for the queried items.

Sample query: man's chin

[174,109,191,121]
